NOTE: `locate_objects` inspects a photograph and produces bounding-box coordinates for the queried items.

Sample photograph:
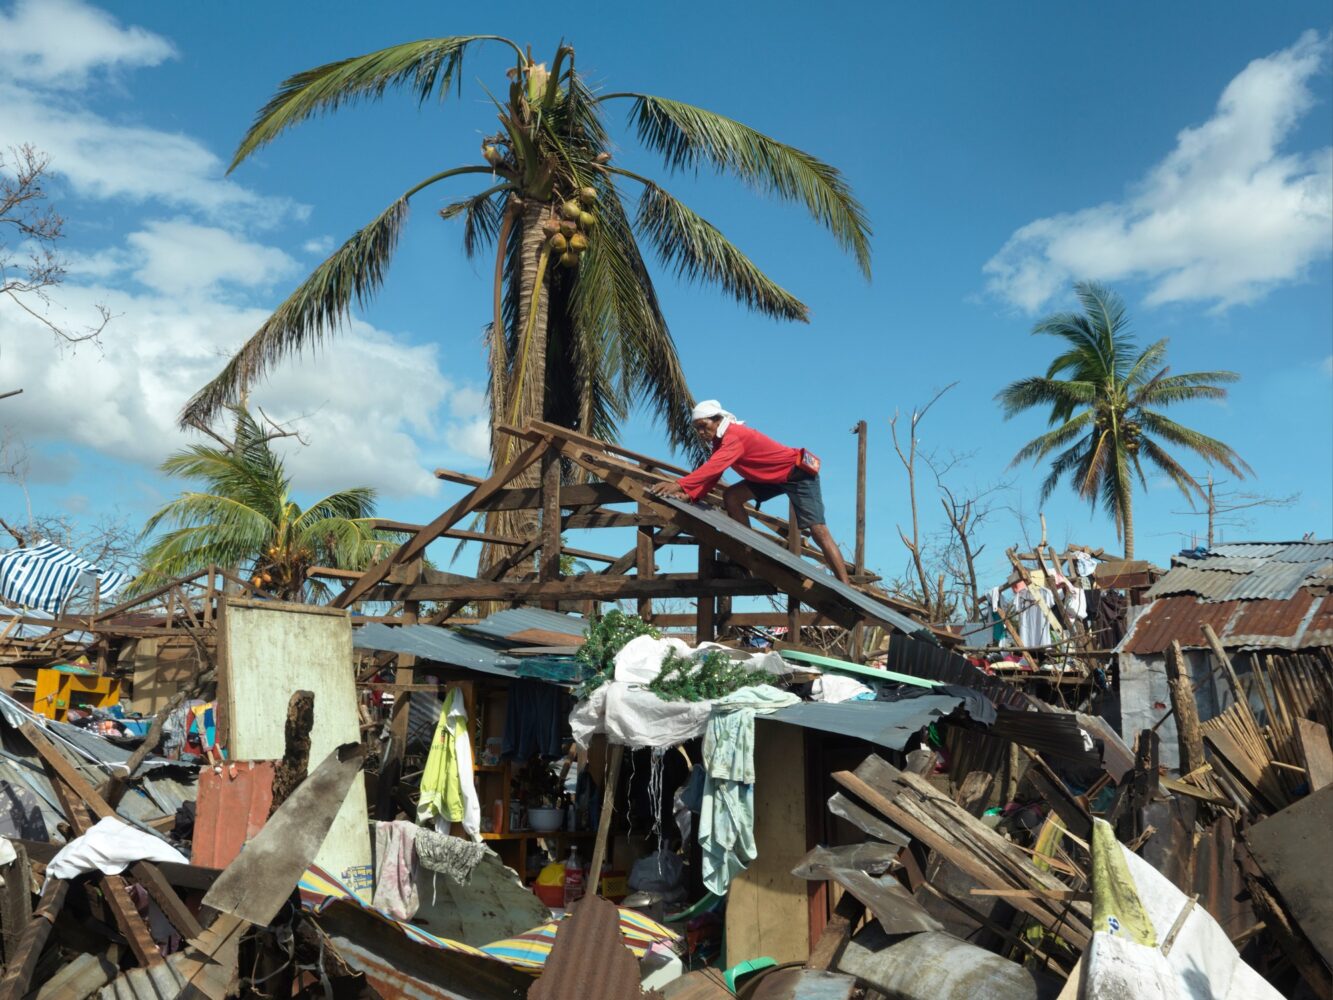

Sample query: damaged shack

[0,424,1325,998]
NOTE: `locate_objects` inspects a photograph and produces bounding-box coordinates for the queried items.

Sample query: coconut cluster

[543,186,599,268]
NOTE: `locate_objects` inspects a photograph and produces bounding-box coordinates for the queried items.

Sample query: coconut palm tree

[178,36,870,567]
[137,408,384,601]
[996,282,1249,558]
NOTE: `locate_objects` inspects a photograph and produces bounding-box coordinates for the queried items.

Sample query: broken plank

[0,878,68,1000]
[375,576,777,602]
[1296,718,1333,791]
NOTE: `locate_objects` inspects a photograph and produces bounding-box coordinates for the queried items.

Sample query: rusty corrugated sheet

[1146,568,1246,601]
[1121,596,1242,655]
[1145,556,1333,602]
[1121,588,1333,654]
[192,760,274,869]
[1227,589,1315,642]
[530,894,661,1000]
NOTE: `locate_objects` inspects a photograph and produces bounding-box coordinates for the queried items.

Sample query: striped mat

[298,866,678,974]
[0,541,129,615]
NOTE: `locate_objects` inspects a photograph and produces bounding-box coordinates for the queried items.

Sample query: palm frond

[441,184,509,259]
[1137,410,1252,477]
[1139,438,1204,504]
[230,36,518,170]
[1009,411,1093,467]
[181,195,410,426]
[1077,429,1114,502]
[607,93,872,276]
[297,487,378,529]
[1133,370,1240,407]
[1037,439,1090,503]
[1123,338,1169,388]
[995,377,1096,420]
[635,182,807,321]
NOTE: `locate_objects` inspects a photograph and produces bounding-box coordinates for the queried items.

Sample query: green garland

[648,648,765,703]
[575,609,660,697]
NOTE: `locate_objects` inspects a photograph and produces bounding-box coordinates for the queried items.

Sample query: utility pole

[853,420,867,573]
[1207,473,1215,549]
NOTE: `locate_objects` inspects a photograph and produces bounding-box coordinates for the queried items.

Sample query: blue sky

[1,0,1330,596]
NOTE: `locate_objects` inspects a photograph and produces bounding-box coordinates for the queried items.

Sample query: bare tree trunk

[481,200,552,583]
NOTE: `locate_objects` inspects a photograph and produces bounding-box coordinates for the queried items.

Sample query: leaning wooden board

[218,598,373,900]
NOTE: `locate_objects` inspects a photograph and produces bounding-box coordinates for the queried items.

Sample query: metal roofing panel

[1145,569,1245,601]
[662,497,926,636]
[461,607,587,643]
[762,696,964,751]
[1225,590,1317,645]
[1121,596,1242,655]
[1224,560,1330,601]
[1207,541,1333,561]
[353,623,520,677]
[1145,558,1332,603]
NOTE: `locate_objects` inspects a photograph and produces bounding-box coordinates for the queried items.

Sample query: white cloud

[302,236,336,255]
[985,30,1333,312]
[0,280,488,498]
[0,81,305,224]
[0,0,175,88]
[125,220,299,296]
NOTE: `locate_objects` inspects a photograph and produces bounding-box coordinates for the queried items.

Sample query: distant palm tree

[138,409,383,601]
[997,282,1249,557]
[178,35,870,570]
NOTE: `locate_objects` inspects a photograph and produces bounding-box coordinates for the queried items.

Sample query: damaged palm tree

[180,36,871,575]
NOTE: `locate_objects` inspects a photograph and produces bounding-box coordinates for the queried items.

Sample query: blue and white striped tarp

[0,541,129,615]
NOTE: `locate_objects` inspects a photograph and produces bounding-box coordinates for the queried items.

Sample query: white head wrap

[690,400,742,425]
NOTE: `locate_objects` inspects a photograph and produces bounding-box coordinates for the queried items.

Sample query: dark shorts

[745,469,827,529]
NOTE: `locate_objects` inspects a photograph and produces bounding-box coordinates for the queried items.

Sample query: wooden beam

[539,450,562,610]
[479,481,631,512]
[787,516,801,639]
[697,544,716,643]
[334,435,549,608]
[0,879,68,1000]
[374,576,777,603]
[433,467,485,486]
[1167,640,1206,777]
[564,511,662,530]
[637,495,656,620]
[853,419,867,573]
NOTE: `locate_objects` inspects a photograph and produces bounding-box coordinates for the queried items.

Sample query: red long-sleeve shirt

[676,424,800,500]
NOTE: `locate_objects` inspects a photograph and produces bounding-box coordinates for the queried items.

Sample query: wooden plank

[1296,718,1333,791]
[637,495,656,620]
[787,516,801,639]
[375,576,777,602]
[333,436,548,608]
[726,722,811,964]
[565,510,662,530]
[0,878,68,1000]
[805,892,864,971]
[479,482,631,512]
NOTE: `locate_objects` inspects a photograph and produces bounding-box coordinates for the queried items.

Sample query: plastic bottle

[562,846,585,907]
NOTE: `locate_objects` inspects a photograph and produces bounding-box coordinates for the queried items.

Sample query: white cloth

[1074,552,1098,579]
[811,675,874,703]
[444,687,482,841]
[690,399,742,426]
[45,816,186,884]
[572,637,795,749]
[372,820,419,920]
[0,839,15,866]
[1016,586,1054,648]
[1065,584,1088,621]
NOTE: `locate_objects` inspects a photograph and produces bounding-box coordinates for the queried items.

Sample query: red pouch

[795,449,821,476]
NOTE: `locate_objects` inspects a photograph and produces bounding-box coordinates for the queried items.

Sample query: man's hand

[647,481,687,500]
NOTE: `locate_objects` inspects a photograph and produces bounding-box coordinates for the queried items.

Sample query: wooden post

[1200,623,1249,714]
[787,516,801,641]
[697,545,716,643]
[588,743,623,897]
[1166,640,1205,777]
[853,420,867,574]
[636,468,656,621]
[379,589,419,821]
[539,449,562,610]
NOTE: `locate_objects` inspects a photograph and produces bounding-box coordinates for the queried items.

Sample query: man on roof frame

[648,400,852,585]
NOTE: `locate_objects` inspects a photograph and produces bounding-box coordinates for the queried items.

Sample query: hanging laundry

[1064,584,1088,621]
[373,820,420,920]
[417,688,481,840]
[413,827,488,885]
[501,678,568,760]
[1015,586,1054,648]
[698,685,799,895]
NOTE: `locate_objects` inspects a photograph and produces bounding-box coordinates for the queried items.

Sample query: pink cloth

[373,820,420,920]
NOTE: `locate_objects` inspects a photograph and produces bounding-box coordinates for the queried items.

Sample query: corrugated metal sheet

[662,497,927,636]
[763,696,966,750]
[1121,588,1332,654]
[461,607,586,643]
[882,634,1030,710]
[1146,557,1333,602]
[1208,540,1333,561]
[354,623,520,677]
[193,760,274,868]
[99,956,187,998]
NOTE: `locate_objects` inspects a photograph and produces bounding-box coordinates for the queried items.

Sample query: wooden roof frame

[330,421,936,640]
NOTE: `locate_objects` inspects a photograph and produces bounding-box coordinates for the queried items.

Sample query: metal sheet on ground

[221,599,372,899]
[1246,784,1333,970]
